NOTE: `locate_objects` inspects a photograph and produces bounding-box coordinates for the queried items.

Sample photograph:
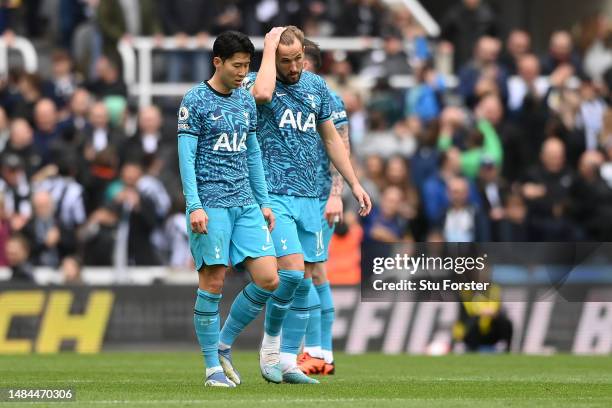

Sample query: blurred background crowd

[2,0,612,283]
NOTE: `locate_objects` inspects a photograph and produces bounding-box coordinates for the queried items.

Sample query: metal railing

[0,36,38,75]
[117,36,408,107]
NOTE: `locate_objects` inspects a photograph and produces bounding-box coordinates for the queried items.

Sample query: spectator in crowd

[85,56,127,98]
[522,138,577,241]
[34,155,87,230]
[540,30,584,77]
[81,146,119,214]
[363,185,411,242]
[580,14,612,85]
[411,120,441,193]
[22,190,75,267]
[97,0,162,65]
[404,61,445,123]
[342,90,367,145]
[43,50,82,110]
[438,95,503,179]
[390,5,431,62]
[442,176,489,242]
[507,54,549,114]
[6,234,34,282]
[476,156,509,241]
[440,0,499,70]
[4,118,42,177]
[578,77,607,151]
[106,161,160,266]
[79,204,117,266]
[569,150,612,240]
[33,98,63,166]
[498,192,528,241]
[384,155,419,221]
[159,0,216,83]
[360,27,411,77]
[422,147,480,227]
[11,73,43,123]
[82,101,123,161]
[457,36,508,108]
[546,88,587,168]
[0,154,32,231]
[358,154,385,205]
[499,29,531,76]
[59,88,92,135]
[120,105,168,165]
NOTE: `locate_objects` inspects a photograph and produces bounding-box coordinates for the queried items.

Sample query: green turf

[0,352,611,407]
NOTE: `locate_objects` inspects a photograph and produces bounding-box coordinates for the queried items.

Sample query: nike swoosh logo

[316,250,324,256]
[211,115,222,121]
[275,93,286,97]
[262,245,274,251]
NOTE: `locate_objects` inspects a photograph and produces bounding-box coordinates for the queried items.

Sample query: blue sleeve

[241,72,257,92]
[177,88,205,136]
[317,77,331,123]
[177,88,205,214]
[246,99,270,207]
[178,136,202,214]
[330,90,349,128]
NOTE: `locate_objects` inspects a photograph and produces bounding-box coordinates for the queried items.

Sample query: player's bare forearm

[329,124,350,197]
[251,27,284,104]
[319,121,357,188]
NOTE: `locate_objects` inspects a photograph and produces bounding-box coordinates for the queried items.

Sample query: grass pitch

[0,352,611,407]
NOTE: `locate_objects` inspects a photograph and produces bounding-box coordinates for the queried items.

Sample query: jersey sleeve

[330,91,349,128]
[178,136,203,214]
[241,72,258,92]
[177,88,205,138]
[317,77,332,124]
[177,88,204,214]
[245,95,270,207]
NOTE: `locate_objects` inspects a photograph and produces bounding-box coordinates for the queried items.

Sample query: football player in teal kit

[219,26,371,384]
[178,31,279,387]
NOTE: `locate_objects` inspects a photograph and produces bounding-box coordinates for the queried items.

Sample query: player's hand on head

[351,184,372,217]
[325,195,343,227]
[190,208,208,234]
[261,207,275,232]
[264,27,285,49]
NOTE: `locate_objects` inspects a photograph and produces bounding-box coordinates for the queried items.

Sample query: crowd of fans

[2,0,612,282]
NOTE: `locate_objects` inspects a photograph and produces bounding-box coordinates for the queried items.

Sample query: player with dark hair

[219,26,371,384]
[177,31,279,387]
[297,38,350,376]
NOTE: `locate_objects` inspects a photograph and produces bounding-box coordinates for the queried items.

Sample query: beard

[277,69,302,85]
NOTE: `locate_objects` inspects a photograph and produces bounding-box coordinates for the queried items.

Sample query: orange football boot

[297,352,325,375]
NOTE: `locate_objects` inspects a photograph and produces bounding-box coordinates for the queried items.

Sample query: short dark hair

[213,31,255,61]
[303,38,322,71]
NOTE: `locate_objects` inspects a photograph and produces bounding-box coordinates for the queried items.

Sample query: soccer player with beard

[218,26,371,384]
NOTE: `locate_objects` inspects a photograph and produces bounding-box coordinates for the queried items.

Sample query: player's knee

[260,273,279,292]
[203,277,224,293]
[277,254,305,271]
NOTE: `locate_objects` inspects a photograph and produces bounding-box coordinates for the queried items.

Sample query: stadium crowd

[2,0,612,282]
